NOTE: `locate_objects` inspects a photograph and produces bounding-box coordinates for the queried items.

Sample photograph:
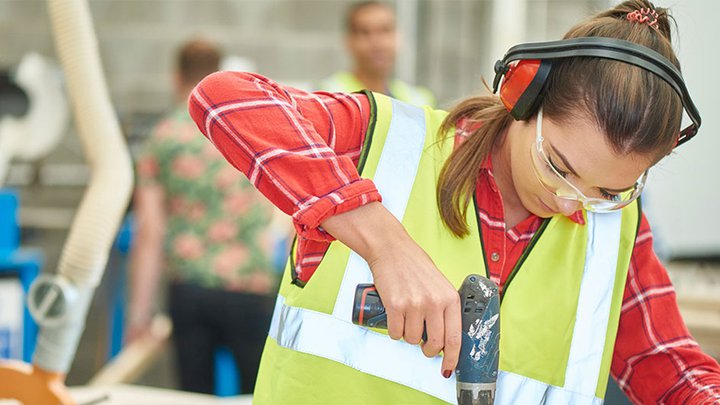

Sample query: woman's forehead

[542,114,653,186]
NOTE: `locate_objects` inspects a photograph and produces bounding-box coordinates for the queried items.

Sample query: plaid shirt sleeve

[613,214,720,404]
[188,71,380,241]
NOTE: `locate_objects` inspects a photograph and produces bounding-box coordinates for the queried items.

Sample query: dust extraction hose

[32,0,133,373]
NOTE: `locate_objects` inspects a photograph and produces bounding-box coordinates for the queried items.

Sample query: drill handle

[352,284,429,341]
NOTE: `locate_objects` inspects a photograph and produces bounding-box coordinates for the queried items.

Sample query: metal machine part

[28,274,77,328]
[0,53,69,185]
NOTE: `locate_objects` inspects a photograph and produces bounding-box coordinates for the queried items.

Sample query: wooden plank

[88,315,172,386]
[70,384,251,405]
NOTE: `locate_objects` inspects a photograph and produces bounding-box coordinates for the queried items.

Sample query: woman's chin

[534,196,558,217]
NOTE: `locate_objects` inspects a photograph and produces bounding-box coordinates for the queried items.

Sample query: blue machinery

[0,189,41,363]
[0,193,240,395]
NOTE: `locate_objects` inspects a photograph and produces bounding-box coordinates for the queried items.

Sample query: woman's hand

[321,202,462,378]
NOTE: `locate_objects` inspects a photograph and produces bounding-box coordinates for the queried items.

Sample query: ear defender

[493,59,552,121]
[491,37,700,146]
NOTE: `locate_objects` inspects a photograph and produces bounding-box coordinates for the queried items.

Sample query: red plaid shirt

[189,71,720,404]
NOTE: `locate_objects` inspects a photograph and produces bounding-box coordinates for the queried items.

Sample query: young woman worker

[188,1,720,403]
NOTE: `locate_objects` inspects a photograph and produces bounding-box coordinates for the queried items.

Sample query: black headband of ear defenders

[493,37,701,147]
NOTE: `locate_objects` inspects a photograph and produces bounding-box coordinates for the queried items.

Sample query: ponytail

[436,96,512,237]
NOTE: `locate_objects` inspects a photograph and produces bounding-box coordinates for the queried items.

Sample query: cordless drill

[352,274,500,405]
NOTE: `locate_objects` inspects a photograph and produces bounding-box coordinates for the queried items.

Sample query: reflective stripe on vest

[268,97,624,404]
[332,99,426,321]
[495,210,622,404]
[496,371,602,405]
[269,212,621,404]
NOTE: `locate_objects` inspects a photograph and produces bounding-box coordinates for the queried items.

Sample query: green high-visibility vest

[320,71,436,108]
[253,92,639,404]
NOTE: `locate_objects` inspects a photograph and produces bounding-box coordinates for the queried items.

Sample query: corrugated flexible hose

[32,0,133,373]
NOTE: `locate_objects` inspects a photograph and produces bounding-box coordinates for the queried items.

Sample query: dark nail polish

[442,369,452,378]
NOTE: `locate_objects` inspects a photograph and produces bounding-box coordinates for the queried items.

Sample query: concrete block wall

[1,0,603,115]
[0,0,607,219]
[0,0,609,290]
[0,0,352,115]
[0,0,603,256]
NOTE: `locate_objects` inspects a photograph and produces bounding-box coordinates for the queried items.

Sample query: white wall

[643,0,720,257]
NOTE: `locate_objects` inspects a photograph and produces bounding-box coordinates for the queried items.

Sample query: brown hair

[437,0,682,237]
[177,39,221,86]
[345,1,394,34]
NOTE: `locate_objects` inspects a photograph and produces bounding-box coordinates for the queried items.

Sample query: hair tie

[626,8,660,29]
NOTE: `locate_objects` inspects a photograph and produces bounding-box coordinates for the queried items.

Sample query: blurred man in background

[319,1,436,107]
[127,39,281,394]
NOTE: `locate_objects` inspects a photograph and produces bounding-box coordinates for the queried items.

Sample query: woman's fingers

[385,285,462,377]
[403,303,425,345]
[441,297,462,375]
[386,306,405,341]
[421,307,445,358]
[321,202,464,376]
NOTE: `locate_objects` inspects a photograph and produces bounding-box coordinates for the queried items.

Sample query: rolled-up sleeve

[188,71,381,241]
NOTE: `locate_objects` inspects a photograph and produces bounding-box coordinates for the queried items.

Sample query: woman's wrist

[320,201,409,266]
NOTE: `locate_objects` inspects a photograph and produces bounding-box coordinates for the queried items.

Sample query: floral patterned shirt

[136,106,280,294]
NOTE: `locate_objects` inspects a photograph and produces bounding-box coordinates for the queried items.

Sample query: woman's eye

[548,157,569,178]
[600,189,620,201]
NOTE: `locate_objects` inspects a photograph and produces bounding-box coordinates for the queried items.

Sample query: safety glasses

[530,107,647,213]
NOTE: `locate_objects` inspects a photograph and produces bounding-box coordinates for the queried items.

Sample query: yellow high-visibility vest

[320,71,436,107]
[253,92,640,404]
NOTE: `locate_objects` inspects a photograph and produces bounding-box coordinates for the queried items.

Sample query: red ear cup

[498,59,552,120]
[499,60,541,112]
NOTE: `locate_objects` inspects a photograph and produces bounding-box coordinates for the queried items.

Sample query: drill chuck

[457,382,496,405]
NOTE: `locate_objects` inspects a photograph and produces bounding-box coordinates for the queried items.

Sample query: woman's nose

[555,197,581,216]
